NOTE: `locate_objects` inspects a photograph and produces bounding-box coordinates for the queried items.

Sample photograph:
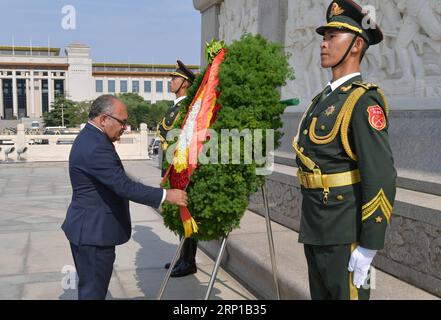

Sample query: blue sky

[0,0,201,65]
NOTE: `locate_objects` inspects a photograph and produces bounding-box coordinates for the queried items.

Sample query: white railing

[0,123,156,162]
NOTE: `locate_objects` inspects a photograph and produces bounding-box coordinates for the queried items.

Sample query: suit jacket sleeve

[87,142,164,209]
[351,90,397,250]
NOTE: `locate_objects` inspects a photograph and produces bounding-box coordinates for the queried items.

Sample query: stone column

[12,72,18,118]
[151,80,156,104]
[30,76,36,118]
[48,73,54,110]
[193,0,223,67]
[37,79,43,118]
[258,0,288,44]
[16,123,26,149]
[0,78,3,119]
[26,78,31,118]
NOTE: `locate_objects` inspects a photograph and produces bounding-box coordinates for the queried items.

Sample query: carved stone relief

[218,0,259,44]
[383,215,441,280]
[282,0,441,100]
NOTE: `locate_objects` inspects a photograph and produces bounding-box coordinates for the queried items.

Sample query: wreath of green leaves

[161,34,294,241]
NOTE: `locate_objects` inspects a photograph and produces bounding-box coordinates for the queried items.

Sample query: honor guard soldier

[292,0,397,300]
[157,60,199,277]
[157,60,195,177]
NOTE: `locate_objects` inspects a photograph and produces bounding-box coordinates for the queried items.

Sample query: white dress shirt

[88,120,104,132]
[174,95,186,106]
[326,72,361,93]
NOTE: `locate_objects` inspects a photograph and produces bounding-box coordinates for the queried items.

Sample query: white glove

[348,246,377,289]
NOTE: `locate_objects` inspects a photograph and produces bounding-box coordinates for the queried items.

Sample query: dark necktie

[318,85,332,103]
[309,85,332,117]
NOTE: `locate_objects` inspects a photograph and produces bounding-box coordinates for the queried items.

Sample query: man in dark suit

[61,95,187,300]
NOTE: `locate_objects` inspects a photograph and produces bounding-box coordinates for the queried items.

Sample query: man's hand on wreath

[165,189,188,207]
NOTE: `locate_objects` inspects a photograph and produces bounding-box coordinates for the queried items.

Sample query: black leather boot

[164,259,182,270]
[171,238,197,277]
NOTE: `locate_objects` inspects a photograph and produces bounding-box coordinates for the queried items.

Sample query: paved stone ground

[0,159,255,300]
[1,158,437,300]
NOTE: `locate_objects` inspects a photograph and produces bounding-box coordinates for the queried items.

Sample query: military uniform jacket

[157,99,184,176]
[294,75,397,250]
[157,100,183,145]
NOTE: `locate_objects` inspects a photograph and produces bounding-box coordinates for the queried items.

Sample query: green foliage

[117,93,172,130]
[205,39,226,64]
[149,101,173,129]
[64,100,91,126]
[43,92,172,130]
[117,93,149,130]
[162,34,294,241]
[43,95,78,127]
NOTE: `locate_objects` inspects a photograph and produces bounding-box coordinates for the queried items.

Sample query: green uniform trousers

[304,244,371,300]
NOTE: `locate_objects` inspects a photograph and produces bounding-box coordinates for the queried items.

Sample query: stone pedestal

[16,123,26,148]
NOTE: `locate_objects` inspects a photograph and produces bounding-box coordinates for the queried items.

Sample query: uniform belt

[297,169,361,189]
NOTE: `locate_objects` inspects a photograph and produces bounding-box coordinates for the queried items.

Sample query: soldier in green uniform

[292,0,397,300]
[157,60,195,177]
[157,60,198,277]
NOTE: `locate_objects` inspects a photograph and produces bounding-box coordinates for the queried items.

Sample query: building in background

[0,43,199,120]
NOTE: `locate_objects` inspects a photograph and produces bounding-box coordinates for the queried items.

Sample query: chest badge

[170,112,175,118]
[324,105,336,117]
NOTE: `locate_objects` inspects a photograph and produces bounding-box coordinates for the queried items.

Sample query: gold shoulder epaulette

[352,81,379,90]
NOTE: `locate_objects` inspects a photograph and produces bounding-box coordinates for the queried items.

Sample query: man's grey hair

[88,94,117,119]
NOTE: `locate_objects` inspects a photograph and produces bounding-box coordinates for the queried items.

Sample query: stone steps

[199,210,439,300]
[240,162,441,298]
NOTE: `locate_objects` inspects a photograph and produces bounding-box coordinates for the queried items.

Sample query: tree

[43,92,174,130]
[43,95,91,128]
[148,100,172,130]
[42,95,75,127]
[117,93,172,130]
[117,93,150,130]
[66,100,92,126]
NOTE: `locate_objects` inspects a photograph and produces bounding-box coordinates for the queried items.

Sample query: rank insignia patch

[341,85,352,92]
[375,216,383,223]
[367,105,386,131]
[324,105,336,116]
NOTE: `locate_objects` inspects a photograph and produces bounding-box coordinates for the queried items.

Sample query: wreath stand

[156,183,280,300]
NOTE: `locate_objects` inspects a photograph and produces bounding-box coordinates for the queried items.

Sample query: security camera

[17,147,28,161]
[4,147,15,161]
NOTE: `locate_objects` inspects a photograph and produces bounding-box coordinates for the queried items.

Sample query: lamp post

[61,101,64,127]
